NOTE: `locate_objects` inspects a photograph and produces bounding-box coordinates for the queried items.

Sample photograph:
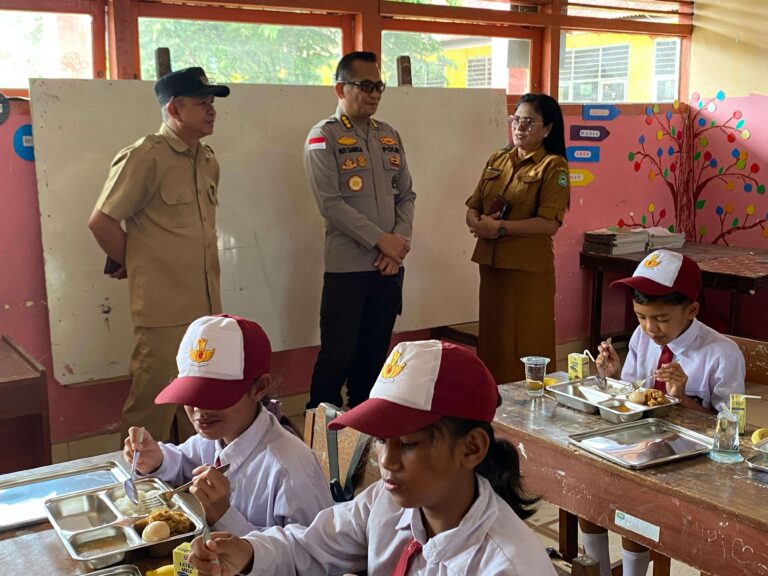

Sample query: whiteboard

[30,79,507,384]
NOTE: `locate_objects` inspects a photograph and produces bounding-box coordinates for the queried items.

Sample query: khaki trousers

[121,324,196,443]
[477,265,557,385]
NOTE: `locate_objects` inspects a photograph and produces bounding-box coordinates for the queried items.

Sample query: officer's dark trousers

[307,269,404,409]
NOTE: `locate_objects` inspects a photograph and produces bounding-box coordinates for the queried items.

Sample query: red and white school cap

[611,249,701,301]
[155,314,271,410]
[329,340,499,438]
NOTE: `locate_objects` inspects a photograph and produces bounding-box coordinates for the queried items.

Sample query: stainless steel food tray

[548,377,679,423]
[0,460,128,531]
[746,452,768,473]
[568,418,713,469]
[86,565,142,576]
[45,477,203,569]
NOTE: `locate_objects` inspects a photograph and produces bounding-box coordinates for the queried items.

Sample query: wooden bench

[729,334,768,386]
[0,334,49,473]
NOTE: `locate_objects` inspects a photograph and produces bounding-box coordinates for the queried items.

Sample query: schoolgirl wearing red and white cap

[123,315,333,536]
[188,339,556,576]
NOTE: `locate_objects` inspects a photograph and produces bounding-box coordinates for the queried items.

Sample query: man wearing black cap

[88,67,230,443]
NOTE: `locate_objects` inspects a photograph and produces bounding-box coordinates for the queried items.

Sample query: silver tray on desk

[0,460,128,531]
[548,377,679,423]
[86,565,142,576]
[746,452,768,474]
[568,418,713,469]
[45,477,204,570]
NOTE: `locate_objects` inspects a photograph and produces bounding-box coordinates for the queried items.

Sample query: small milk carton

[174,541,198,576]
[568,352,590,381]
[730,393,746,434]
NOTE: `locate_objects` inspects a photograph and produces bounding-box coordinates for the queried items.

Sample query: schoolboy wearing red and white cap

[188,340,556,576]
[582,251,745,576]
[604,249,744,411]
[123,315,332,536]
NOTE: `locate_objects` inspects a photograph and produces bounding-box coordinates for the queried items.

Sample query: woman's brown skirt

[477,265,557,384]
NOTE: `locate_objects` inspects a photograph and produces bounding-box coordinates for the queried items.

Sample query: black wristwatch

[498,225,507,237]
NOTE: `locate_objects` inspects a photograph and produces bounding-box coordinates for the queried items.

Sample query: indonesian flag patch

[308,136,327,151]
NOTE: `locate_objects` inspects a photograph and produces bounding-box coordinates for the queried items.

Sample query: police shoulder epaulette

[339,114,354,130]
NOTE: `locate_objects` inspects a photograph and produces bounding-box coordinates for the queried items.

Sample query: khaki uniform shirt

[303,108,416,273]
[465,146,569,273]
[95,123,222,327]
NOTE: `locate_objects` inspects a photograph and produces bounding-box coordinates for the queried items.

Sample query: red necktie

[653,346,673,392]
[391,539,422,576]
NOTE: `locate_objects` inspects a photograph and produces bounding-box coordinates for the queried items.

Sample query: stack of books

[583,227,650,255]
[646,226,686,250]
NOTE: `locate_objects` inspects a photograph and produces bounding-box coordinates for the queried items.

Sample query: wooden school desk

[580,244,768,351]
[493,383,768,576]
[0,453,175,575]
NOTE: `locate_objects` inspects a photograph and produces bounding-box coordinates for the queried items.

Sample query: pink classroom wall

[2,93,767,444]
[555,95,768,343]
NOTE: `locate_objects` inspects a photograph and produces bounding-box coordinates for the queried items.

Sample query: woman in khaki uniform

[465,94,569,384]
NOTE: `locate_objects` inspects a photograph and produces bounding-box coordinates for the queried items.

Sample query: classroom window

[560,31,681,103]
[382,31,530,93]
[654,38,680,102]
[466,57,492,87]
[559,43,629,103]
[137,19,342,84]
[0,10,93,89]
[386,0,540,11]
[563,0,691,24]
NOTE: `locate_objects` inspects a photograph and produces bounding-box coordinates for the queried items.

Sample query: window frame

[2,0,693,112]
[0,0,106,96]
[135,5,346,84]
[653,37,680,102]
[559,42,631,103]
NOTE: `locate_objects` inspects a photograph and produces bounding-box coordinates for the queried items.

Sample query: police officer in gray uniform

[304,51,416,409]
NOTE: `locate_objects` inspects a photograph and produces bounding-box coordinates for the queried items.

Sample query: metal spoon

[631,373,655,389]
[154,463,230,505]
[595,337,612,391]
[124,427,144,505]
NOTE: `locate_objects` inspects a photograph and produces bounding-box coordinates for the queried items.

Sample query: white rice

[113,488,164,516]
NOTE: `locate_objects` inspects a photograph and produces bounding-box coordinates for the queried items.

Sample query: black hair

[427,417,539,520]
[631,289,692,306]
[515,93,566,157]
[335,51,378,82]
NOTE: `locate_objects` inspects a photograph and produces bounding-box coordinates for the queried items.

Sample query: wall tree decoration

[625,92,767,244]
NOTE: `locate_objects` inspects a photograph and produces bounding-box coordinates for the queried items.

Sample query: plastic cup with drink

[521,356,550,398]
[708,402,743,464]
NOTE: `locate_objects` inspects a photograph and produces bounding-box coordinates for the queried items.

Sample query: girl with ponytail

[189,340,555,576]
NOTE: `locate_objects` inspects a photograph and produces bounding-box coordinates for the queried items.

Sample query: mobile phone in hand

[104,256,122,275]
[488,195,507,217]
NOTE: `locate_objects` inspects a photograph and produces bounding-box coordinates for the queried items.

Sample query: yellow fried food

[145,508,194,535]
[645,389,669,407]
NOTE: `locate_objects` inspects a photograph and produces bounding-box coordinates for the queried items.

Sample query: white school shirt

[622,318,745,410]
[241,475,556,576]
[153,409,333,535]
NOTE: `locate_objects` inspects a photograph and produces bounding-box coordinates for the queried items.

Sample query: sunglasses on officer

[339,80,387,94]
